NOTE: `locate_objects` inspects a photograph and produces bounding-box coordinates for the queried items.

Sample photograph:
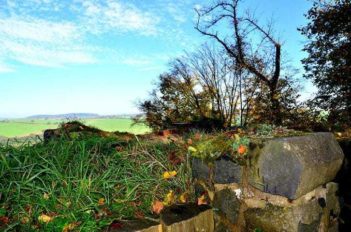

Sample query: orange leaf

[237,145,247,155]
[197,195,207,206]
[187,138,193,145]
[152,200,164,215]
[98,198,105,206]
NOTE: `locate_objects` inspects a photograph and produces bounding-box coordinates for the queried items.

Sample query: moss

[189,134,235,162]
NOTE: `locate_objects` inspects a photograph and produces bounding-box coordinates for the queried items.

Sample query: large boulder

[249,133,344,199]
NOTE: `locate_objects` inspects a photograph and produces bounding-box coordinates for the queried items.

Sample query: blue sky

[0,0,314,118]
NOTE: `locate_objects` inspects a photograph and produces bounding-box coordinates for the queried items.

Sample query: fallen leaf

[194,133,202,141]
[237,145,247,155]
[234,134,240,141]
[130,201,142,208]
[98,198,105,206]
[38,214,53,223]
[179,193,188,203]
[163,171,177,179]
[162,130,172,137]
[168,152,183,166]
[188,146,197,153]
[43,193,49,200]
[0,216,9,225]
[21,216,30,224]
[197,195,207,206]
[62,222,81,232]
[115,146,123,152]
[25,205,33,214]
[187,138,193,145]
[152,200,164,214]
[134,210,145,219]
[163,190,175,206]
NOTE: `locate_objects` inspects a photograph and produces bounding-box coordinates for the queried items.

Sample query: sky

[0,0,315,118]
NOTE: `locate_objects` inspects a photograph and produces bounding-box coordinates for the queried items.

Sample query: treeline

[136,0,351,132]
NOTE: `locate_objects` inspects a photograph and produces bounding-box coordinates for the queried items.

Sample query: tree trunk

[269,86,282,125]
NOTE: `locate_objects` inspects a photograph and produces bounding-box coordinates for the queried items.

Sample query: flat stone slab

[107,220,161,232]
[249,133,344,199]
[161,204,214,232]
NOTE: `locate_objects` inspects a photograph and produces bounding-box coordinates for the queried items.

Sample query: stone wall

[192,133,344,232]
[108,204,214,232]
[335,138,351,232]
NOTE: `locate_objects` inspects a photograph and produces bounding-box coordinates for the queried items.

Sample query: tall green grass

[0,136,190,231]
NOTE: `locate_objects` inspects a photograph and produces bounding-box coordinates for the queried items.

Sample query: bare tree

[195,0,283,124]
[186,44,242,127]
[138,44,248,130]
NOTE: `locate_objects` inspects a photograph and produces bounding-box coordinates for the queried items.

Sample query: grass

[0,118,151,138]
[0,135,191,231]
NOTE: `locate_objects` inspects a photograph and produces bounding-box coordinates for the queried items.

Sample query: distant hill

[26,113,100,120]
[25,113,140,120]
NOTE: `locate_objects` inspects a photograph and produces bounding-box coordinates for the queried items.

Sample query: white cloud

[2,40,95,67]
[0,17,79,43]
[166,3,187,23]
[0,16,95,68]
[0,0,198,70]
[79,0,159,35]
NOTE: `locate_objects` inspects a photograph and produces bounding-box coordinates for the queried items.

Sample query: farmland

[0,118,151,138]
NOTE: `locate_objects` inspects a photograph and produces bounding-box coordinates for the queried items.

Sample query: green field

[0,118,151,138]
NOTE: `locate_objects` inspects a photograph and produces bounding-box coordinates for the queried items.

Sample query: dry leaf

[168,152,183,166]
[62,222,80,232]
[187,138,193,145]
[197,195,207,205]
[163,171,177,179]
[179,193,188,203]
[152,200,164,214]
[98,198,105,206]
[188,146,197,153]
[237,145,247,155]
[0,216,9,225]
[194,133,202,141]
[38,214,53,223]
[21,216,30,224]
[43,193,49,200]
[163,190,175,206]
[134,210,145,219]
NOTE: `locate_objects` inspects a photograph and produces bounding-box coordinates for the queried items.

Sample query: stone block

[213,186,241,224]
[192,156,243,184]
[160,204,214,232]
[244,182,340,232]
[249,133,344,199]
[107,220,162,232]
